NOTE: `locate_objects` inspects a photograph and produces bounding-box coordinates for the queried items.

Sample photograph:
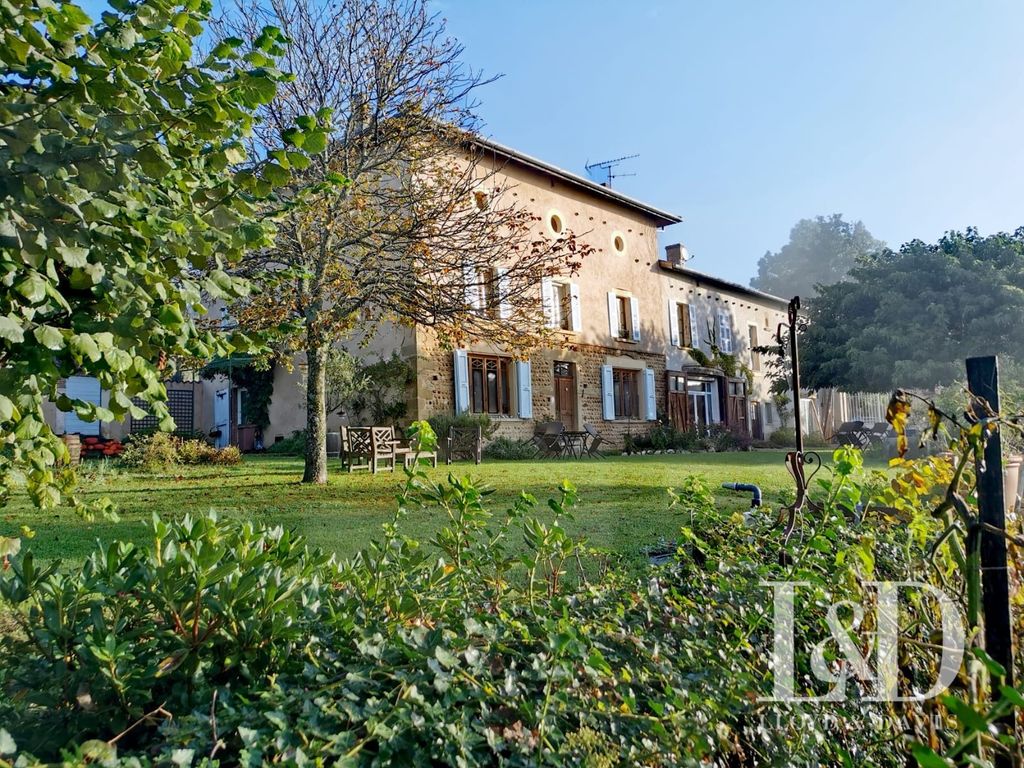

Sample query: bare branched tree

[214,0,592,483]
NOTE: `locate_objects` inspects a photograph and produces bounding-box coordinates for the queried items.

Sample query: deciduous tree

[217,0,592,484]
[751,214,884,299]
[801,228,1024,392]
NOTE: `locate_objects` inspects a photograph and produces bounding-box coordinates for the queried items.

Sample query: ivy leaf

[0,315,25,343]
[56,244,89,267]
[886,389,912,458]
[0,395,17,422]
[15,273,47,303]
[33,325,64,350]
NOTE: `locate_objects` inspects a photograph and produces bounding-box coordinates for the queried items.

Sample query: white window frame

[608,291,640,342]
[717,308,734,353]
[546,279,580,332]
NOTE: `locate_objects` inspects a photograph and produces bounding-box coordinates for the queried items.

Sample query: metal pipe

[721,482,762,508]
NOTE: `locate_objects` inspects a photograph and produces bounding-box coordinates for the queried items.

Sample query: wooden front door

[751,400,764,440]
[668,391,687,430]
[553,362,576,428]
[725,380,749,435]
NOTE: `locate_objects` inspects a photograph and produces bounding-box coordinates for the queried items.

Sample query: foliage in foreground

[2,434,1020,766]
[0,0,310,511]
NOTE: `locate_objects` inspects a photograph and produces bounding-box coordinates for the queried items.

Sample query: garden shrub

[118,434,241,469]
[630,423,749,452]
[118,432,179,469]
[482,436,536,460]
[173,437,217,465]
[0,440,1015,766]
[209,445,243,465]
[427,412,498,441]
[768,427,795,447]
[267,429,306,454]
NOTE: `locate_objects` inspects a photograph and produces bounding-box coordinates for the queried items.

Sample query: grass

[1,451,842,571]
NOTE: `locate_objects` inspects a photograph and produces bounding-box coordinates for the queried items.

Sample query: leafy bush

[267,429,306,454]
[629,423,749,452]
[0,448,955,766]
[209,445,242,465]
[705,424,753,452]
[0,440,1013,766]
[118,434,241,469]
[174,437,217,465]
[768,427,796,447]
[118,432,179,469]
[0,513,330,756]
[669,474,716,516]
[483,436,536,460]
[427,412,498,441]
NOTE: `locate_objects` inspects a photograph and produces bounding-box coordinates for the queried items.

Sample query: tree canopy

[751,214,884,299]
[801,228,1024,393]
[0,0,297,507]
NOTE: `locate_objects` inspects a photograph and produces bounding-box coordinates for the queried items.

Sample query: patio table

[560,431,590,459]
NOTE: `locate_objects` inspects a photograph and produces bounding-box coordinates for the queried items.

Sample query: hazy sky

[436,0,1024,284]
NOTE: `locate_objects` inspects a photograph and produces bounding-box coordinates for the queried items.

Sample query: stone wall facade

[413,327,666,449]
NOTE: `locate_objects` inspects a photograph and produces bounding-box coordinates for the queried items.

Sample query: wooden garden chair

[445,425,482,464]
[346,427,373,473]
[371,426,397,473]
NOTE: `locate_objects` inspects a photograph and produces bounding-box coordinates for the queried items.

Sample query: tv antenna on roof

[585,154,639,188]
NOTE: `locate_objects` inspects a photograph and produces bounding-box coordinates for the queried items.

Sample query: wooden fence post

[965,355,1015,762]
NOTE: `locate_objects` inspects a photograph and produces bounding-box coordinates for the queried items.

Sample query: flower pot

[1003,455,1023,516]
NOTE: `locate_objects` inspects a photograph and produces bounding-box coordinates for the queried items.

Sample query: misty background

[438,0,1024,286]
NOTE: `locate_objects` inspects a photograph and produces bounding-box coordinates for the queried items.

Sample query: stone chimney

[665,243,689,265]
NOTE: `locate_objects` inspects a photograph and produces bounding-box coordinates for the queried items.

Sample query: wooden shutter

[667,299,680,347]
[453,349,470,414]
[497,267,510,319]
[516,360,533,419]
[629,296,641,342]
[463,265,480,309]
[569,283,582,332]
[601,365,615,420]
[541,278,555,327]
[607,292,619,338]
[644,368,657,421]
[689,304,701,349]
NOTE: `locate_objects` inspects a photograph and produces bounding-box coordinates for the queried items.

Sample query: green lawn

[3,451,821,570]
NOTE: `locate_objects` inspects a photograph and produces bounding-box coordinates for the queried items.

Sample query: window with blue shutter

[644,368,657,420]
[453,349,469,414]
[601,365,615,420]
[516,360,533,418]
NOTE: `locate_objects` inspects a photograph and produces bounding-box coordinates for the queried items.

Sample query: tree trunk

[302,341,329,484]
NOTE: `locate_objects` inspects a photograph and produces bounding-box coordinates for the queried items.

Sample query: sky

[435,0,1024,285]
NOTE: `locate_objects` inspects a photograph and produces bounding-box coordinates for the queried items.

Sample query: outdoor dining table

[560,431,590,459]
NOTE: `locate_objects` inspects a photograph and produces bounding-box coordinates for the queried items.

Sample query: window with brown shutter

[677,303,693,347]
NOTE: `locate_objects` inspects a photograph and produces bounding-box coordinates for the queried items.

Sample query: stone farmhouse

[47,136,882,449]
